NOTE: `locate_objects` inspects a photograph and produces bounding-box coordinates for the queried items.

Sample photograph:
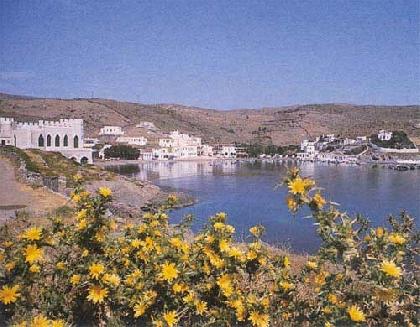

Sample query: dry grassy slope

[0,94,419,145]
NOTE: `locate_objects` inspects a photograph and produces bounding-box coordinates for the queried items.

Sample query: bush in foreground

[0,169,418,326]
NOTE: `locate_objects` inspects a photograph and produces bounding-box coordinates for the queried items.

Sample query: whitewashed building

[158,131,202,159]
[0,117,93,163]
[99,126,124,136]
[378,130,392,141]
[214,145,237,158]
[116,136,148,146]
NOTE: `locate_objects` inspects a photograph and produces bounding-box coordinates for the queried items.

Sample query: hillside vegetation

[0,93,419,146]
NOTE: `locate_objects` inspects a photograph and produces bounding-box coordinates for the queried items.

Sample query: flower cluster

[0,170,418,326]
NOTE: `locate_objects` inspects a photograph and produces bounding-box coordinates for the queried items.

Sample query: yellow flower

[248,311,270,327]
[219,239,230,252]
[286,196,298,211]
[195,300,208,315]
[376,227,384,238]
[103,273,121,287]
[380,260,402,278]
[347,305,365,322]
[24,244,43,264]
[81,249,89,257]
[98,187,112,198]
[388,233,406,245]
[51,320,65,327]
[71,193,81,203]
[5,261,16,272]
[288,177,306,194]
[312,192,326,208]
[29,264,41,273]
[306,260,318,270]
[160,262,179,282]
[56,261,66,270]
[76,209,87,220]
[77,219,87,230]
[89,263,105,279]
[133,302,147,317]
[30,314,50,327]
[21,227,42,241]
[70,274,81,286]
[327,294,338,305]
[283,256,290,268]
[87,285,108,304]
[279,280,294,291]
[249,225,264,237]
[163,310,178,327]
[0,284,20,304]
[217,274,233,297]
[213,222,226,230]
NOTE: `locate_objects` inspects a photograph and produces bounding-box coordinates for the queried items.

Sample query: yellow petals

[388,233,406,245]
[163,310,178,327]
[87,285,108,304]
[347,305,365,322]
[70,274,81,286]
[98,186,112,198]
[248,311,270,327]
[0,284,20,304]
[380,260,402,278]
[89,263,105,279]
[21,227,42,241]
[159,262,179,282]
[24,244,43,264]
[312,192,326,208]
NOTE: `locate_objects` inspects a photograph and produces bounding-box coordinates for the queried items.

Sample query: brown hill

[0,94,419,146]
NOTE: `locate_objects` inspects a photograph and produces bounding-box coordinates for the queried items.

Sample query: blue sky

[0,0,418,109]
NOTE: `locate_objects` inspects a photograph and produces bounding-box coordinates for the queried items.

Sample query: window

[38,135,44,147]
[63,135,68,147]
[55,135,60,147]
[73,135,79,148]
[47,135,52,147]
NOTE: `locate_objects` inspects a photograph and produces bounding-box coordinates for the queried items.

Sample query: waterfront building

[214,145,237,158]
[198,144,214,157]
[99,126,124,136]
[0,117,93,163]
[116,136,148,146]
[139,151,153,160]
[158,130,202,158]
[378,130,392,141]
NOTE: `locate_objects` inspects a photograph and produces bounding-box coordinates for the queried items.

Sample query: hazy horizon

[1,0,419,109]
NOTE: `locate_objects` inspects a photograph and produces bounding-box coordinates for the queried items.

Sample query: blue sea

[106,160,420,253]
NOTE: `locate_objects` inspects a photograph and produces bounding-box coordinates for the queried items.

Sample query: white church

[0,117,93,164]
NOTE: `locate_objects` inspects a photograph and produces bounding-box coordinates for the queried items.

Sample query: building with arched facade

[0,117,93,164]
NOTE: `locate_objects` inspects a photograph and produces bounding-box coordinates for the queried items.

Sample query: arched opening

[73,135,79,148]
[47,134,52,147]
[63,135,68,147]
[55,135,60,147]
[80,157,89,165]
[38,135,44,147]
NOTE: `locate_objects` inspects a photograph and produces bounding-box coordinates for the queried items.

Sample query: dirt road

[0,157,67,222]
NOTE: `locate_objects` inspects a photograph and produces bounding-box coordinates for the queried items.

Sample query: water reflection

[105,160,420,253]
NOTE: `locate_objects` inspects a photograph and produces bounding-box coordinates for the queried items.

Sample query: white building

[158,130,202,159]
[378,130,392,141]
[199,144,214,157]
[116,136,148,146]
[215,145,237,158]
[84,138,100,148]
[136,121,158,131]
[139,151,153,161]
[99,126,124,136]
[298,139,319,160]
[0,117,92,164]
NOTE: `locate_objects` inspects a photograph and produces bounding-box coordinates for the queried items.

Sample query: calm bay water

[106,160,420,253]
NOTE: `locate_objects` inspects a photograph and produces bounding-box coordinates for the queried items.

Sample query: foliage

[104,145,140,160]
[370,131,416,149]
[0,170,418,326]
[241,144,299,157]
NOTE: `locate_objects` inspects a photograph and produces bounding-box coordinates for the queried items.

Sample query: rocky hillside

[0,93,419,145]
